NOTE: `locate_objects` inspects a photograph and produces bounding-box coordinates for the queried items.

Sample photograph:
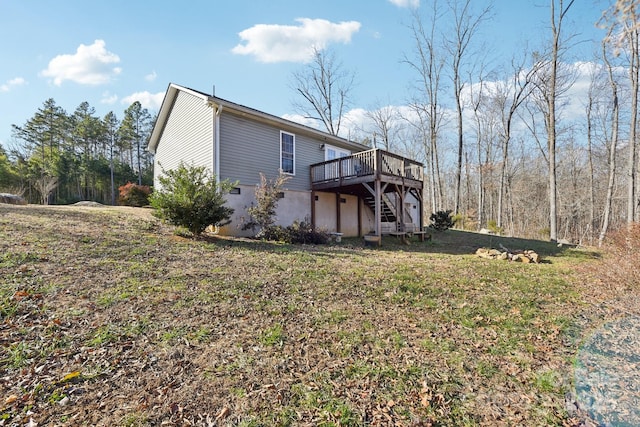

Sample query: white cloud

[563,61,600,121]
[100,91,118,105]
[145,71,157,82]
[40,40,121,86]
[281,113,322,129]
[0,77,26,92]
[388,0,420,9]
[121,91,165,110]
[232,18,361,63]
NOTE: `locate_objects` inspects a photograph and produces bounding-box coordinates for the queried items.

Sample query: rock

[476,248,495,259]
[0,193,27,205]
[73,201,103,207]
[498,251,509,260]
[488,249,502,257]
[527,251,541,263]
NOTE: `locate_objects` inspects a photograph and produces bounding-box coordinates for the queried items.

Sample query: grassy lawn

[0,204,616,426]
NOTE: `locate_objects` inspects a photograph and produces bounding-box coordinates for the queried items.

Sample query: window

[280,131,295,175]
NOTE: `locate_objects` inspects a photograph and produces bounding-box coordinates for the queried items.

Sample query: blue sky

[0,0,609,150]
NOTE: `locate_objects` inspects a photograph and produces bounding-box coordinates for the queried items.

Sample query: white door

[325,145,350,179]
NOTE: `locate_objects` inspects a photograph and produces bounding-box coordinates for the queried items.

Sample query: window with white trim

[280,131,295,175]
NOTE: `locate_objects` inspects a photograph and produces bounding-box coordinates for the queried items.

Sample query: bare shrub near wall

[242,171,290,237]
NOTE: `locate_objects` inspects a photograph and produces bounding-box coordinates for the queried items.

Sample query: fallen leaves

[0,204,620,426]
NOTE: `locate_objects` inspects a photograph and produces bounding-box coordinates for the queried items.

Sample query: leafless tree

[585,59,598,245]
[366,102,401,151]
[598,36,622,245]
[403,2,447,213]
[445,0,491,215]
[403,103,445,213]
[526,0,575,242]
[625,21,640,224]
[491,57,537,231]
[34,175,58,205]
[600,0,640,49]
[291,47,355,136]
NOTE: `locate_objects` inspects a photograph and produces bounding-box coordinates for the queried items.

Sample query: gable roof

[147,83,368,154]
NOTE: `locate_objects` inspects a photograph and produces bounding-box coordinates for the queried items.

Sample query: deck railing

[310,148,424,184]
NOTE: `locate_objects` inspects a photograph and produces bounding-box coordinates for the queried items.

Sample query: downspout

[213,103,223,184]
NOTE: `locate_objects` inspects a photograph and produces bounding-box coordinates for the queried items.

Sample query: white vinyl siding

[153,91,213,188]
[280,131,295,175]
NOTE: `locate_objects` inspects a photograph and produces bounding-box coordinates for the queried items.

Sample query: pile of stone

[475,247,541,263]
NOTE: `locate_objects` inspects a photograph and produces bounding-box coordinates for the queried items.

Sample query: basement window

[229,187,241,195]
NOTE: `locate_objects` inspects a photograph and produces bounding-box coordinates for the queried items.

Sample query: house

[147,83,425,239]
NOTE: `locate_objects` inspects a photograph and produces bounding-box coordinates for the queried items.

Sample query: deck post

[375,179,381,239]
[311,190,316,230]
[336,192,342,233]
[357,196,362,237]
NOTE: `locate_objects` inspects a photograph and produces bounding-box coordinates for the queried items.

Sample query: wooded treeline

[0,99,154,205]
[339,0,639,245]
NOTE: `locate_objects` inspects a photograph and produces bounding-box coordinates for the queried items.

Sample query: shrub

[260,221,329,244]
[118,182,152,207]
[242,171,290,236]
[149,163,235,236]
[429,210,454,231]
[284,220,329,244]
[452,211,478,231]
[487,219,503,235]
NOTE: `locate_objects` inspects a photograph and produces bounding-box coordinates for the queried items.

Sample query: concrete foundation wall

[219,187,374,238]
[219,185,312,237]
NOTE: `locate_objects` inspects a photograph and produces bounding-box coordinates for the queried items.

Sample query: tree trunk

[628,26,639,225]
[599,38,620,246]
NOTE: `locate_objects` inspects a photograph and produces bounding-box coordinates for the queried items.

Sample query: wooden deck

[310,149,423,192]
[310,149,425,242]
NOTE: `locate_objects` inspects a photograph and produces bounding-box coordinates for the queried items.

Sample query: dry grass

[0,204,629,426]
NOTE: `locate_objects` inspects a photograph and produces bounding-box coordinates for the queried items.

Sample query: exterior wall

[218,184,312,237]
[404,192,421,228]
[338,194,359,236]
[220,186,376,238]
[314,192,337,233]
[153,91,214,188]
[314,192,375,237]
[218,111,341,191]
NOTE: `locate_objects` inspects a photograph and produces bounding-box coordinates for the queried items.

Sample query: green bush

[149,163,235,236]
[487,219,503,235]
[429,210,454,231]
